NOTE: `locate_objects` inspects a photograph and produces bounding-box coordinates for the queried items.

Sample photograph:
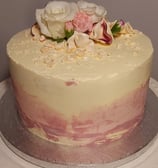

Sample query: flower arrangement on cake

[32,0,135,49]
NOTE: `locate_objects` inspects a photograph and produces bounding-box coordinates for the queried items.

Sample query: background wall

[0,0,157,82]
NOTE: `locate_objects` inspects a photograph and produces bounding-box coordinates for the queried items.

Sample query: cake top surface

[7,0,153,81]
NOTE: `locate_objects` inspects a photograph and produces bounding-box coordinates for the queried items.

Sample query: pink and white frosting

[7,0,153,146]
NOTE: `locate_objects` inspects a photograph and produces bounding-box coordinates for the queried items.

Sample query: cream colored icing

[7,29,153,118]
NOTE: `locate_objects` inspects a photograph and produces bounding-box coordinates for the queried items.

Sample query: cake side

[7,0,153,146]
[7,30,153,146]
[7,29,153,117]
[12,77,149,145]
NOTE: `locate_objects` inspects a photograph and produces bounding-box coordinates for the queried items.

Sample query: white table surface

[1,78,158,168]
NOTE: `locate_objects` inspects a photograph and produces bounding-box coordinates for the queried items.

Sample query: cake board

[0,78,158,168]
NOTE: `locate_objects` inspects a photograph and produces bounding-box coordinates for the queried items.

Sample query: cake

[7,1,153,146]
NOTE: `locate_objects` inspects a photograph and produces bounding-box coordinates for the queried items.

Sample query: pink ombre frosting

[13,79,148,145]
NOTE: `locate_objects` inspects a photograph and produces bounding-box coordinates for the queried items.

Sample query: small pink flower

[65,21,74,32]
[73,12,93,33]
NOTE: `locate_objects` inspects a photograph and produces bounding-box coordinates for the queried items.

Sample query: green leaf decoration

[111,21,122,36]
[45,30,74,43]
[51,38,65,43]
[55,38,65,43]
[65,29,74,40]
[45,36,64,43]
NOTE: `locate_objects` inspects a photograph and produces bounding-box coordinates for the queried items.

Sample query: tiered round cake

[7,1,153,146]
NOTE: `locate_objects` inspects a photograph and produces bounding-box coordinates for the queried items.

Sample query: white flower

[67,31,94,49]
[77,1,107,23]
[47,21,65,39]
[36,1,78,39]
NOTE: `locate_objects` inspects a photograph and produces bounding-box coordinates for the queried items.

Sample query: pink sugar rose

[90,19,113,45]
[73,12,93,33]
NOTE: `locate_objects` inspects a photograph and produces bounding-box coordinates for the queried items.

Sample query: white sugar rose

[67,31,94,49]
[77,1,107,23]
[36,1,78,39]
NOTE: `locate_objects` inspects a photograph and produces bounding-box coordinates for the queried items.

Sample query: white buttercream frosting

[7,29,153,80]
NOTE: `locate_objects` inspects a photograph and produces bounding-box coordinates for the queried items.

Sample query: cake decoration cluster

[32,0,135,49]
